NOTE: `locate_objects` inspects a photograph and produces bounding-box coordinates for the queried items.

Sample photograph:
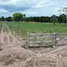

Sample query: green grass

[0,22,67,37]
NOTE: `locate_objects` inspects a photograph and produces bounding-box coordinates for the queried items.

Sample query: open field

[0,22,67,37]
[0,25,67,67]
[0,22,67,67]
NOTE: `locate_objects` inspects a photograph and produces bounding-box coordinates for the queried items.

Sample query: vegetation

[50,15,58,24]
[0,12,67,38]
[13,13,23,22]
[0,13,67,25]
[59,14,66,26]
[0,22,67,37]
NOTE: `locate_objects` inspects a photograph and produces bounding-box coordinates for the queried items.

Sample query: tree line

[0,12,67,25]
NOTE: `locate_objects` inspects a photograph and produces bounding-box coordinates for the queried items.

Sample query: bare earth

[0,24,67,67]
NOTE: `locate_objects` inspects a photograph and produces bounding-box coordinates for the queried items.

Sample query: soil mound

[0,23,67,67]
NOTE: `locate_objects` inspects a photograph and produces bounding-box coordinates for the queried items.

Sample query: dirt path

[0,23,67,67]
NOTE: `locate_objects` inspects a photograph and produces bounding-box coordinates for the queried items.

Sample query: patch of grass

[0,22,67,37]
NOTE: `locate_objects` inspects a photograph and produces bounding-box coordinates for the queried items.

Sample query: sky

[0,0,67,17]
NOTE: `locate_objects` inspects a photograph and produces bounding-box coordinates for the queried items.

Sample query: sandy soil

[0,24,67,67]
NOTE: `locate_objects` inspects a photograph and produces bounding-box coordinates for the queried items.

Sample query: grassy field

[0,22,67,37]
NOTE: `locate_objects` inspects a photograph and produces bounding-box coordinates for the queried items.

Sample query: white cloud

[18,10,38,16]
[0,0,16,5]
[0,0,67,16]
[34,0,51,8]
[24,11,38,15]
[16,0,52,8]
[0,9,8,13]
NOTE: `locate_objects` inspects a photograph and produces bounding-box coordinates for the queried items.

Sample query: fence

[54,33,67,46]
[27,32,67,47]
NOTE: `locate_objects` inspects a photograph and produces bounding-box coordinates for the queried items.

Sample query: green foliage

[5,22,67,37]
[0,16,5,21]
[59,14,66,22]
[59,14,66,26]
[50,15,58,24]
[6,17,12,21]
[13,12,23,22]
[0,22,67,38]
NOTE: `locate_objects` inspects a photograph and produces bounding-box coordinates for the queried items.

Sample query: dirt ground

[0,24,67,67]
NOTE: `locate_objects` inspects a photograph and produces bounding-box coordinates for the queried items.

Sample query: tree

[13,12,23,22]
[50,15,58,24]
[0,16,5,21]
[59,14,66,26]
[23,14,26,21]
[6,17,12,21]
[63,7,67,25]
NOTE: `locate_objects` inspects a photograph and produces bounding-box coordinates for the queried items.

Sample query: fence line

[27,32,67,47]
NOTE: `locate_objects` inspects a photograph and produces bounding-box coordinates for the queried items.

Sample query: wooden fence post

[27,32,30,47]
[52,32,57,46]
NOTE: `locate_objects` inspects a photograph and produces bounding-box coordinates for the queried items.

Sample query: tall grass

[0,22,67,37]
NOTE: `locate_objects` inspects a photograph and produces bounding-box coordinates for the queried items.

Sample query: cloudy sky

[0,0,67,17]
